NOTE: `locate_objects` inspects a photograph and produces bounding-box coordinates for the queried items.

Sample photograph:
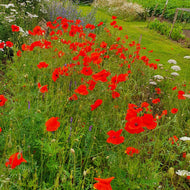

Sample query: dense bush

[148,19,185,41]
[0,0,48,61]
[130,0,190,22]
[47,0,97,26]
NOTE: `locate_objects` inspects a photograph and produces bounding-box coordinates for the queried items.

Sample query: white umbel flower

[153,75,164,80]
[168,59,177,64]
[149,81,157,85]
[180,137,190,141]
[183,94,190,99]
[171,65,181,71]
[171,72,179,76]
[184,56,190,59]
[0,3,15,8]
[176,170,190,177]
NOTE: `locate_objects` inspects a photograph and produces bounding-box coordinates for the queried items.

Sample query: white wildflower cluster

[168,59,177,64]
[184,56,190,59]
[92,0,144,21]
[180,136,190,141]
[168,59,181,76]
[176,170,190,177]
[0,4,15,8]
[26,12,38,18]
[171,65,181,71]
[149,81,157,85]
[171,72,179,76]
[153,75,164,80]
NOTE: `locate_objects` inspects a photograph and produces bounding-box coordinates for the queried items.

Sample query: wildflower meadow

[0,0,190,189]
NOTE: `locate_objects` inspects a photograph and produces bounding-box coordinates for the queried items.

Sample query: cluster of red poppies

[1,14,188,190]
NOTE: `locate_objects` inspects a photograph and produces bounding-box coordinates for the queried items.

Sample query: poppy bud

[70,148,75,154]
[8,140,12,148]
[168,167,174,177]
[186,153,190,161]
[83,170,87,176]
[24,74,28,78]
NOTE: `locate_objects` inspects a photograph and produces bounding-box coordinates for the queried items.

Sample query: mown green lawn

[80,5,190,82]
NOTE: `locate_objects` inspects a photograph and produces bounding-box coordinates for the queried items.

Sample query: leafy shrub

[130,0,190,22]
[0,0,48,61]
[148,19,185,41]
[46,0,97,28]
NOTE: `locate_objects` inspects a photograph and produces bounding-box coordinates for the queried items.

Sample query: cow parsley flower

[153,75,164,80]
[176,170,190,177]
[149,81,157,85]
[171,65,181,71]
[180,137,190,141]
[168,59,177,64]
[184,56,190,59]
[171,72,179,76]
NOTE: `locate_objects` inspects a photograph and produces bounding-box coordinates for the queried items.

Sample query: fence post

[169,8,179,38]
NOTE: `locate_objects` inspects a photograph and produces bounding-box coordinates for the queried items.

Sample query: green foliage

[148,19,185,41]
[129,0,190,22]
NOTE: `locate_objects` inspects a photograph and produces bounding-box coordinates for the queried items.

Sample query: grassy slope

[80,5,190,82]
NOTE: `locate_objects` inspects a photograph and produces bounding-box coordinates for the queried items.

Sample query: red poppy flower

[141,114,157,130]
[125,117,144,134]
[107,129,124,145]
[37,62,49,69]
[38,83,48,93]
[125,147,139,157]
[112,91,120,99]
[87,80,96,91]
[75,85,88,95]
[28,26,45,36]
[62,22,69,31]
[155,88,161,94]
[168,136,178,145]
[92,69,111,82]
[94,177,115,190]
[110,21,116,26]
[148,49,153,53]
[178,91,186,100]
[100,41,107,48]
[187,176,190,180]
[112,16,117,19]
[0,42,5,49]
[91,99,103,111]
[0,127,2,133]
[52,68,60,82]
[11,25,19,32]
[17,50,22,57]
[152,98,160,104]
[0,95,7,106]
[97,22,103,27]
[141,102,149,108]
[155,59,160,61]
[183,152,186,158]
[6,41,13,47]
[69,94,78,101]
[5,153,27,169]
[45,117,60,132]
[172,86,177,90]
[171,108,178,114]
[81,66,93,76]
[125,109,137,121]
[88,33,96,40]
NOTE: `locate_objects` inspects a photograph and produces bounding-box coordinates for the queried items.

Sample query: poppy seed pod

[168,167,174,177]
